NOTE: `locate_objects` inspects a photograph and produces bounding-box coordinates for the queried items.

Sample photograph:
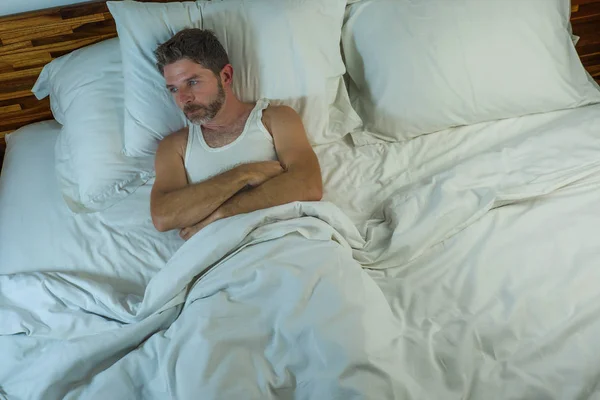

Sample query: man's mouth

[184,105,206,114]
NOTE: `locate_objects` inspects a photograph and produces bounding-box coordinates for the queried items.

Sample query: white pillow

[0,120,181,278]
[32,38,154,213]
[107,0,361,156]
[342,0,600,144]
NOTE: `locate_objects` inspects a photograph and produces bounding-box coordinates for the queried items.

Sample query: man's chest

[202,118,249,149]
[202,130,240,148]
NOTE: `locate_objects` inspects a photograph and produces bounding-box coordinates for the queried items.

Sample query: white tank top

[184,99,278,184]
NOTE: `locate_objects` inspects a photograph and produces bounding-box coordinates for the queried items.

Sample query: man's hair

[154,28,230,76]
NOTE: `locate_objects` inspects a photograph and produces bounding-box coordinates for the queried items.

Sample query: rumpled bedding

[2,104,600,399]
[1,202,409,399]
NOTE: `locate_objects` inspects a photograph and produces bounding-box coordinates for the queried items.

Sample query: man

[150,29,323,240]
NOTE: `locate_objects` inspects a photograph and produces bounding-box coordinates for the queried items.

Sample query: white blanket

[0,203,409,399]
[2,105,600,399]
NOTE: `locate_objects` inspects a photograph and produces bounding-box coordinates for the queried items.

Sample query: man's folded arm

[210,105,323,222]
[150,130,283,232]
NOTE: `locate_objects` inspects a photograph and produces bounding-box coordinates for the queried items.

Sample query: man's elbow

[151,212,171,232]
[153,220,171,233]
[307,182,323,202]
[150,202,171,232]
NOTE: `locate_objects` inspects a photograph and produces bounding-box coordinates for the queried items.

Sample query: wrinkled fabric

[0,204,409,399]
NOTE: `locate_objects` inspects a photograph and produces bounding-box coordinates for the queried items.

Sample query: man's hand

[151,132,284,233]
[238,161,285,187]
[177,161,284,241]
[212,105,323,221]
[179,207,223,241]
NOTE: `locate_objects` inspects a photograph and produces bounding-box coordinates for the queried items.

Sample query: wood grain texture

[0,0,117,169]
[0,0,600,171]
[572,0,600,82]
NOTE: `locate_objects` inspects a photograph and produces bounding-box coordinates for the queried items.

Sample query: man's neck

[202,96,251,131]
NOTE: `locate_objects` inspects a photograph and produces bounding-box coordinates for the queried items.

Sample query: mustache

[183,103,208,113]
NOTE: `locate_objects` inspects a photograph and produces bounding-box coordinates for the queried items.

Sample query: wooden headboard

[1,0,600,169]
[0,0,116,168]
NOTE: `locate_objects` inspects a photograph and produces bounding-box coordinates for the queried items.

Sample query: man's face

[164,59,225,125]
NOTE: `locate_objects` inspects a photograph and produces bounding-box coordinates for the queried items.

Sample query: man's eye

[169,87,178,93]
[189,80,198,86]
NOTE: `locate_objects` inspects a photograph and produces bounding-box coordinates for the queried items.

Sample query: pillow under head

[107,0,361,157]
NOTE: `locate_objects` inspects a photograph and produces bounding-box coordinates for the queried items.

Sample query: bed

[1,1,600,399]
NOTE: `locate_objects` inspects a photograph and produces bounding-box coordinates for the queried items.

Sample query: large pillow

[342,0,600,145]
[107,0,361,156]
[0,120,181,278]
[32,38,154,213]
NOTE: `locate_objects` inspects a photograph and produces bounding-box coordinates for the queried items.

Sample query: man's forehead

[164,60,213,83]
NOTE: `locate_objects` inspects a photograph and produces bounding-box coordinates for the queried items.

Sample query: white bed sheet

[314,103,600,398]
[368,171,600,399]
[317,103,600,233]
[1,103,600,399]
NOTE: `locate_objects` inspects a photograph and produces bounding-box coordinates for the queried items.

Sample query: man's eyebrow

[166,74,201,88]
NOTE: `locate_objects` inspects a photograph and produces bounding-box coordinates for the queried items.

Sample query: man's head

[154,29,231,125]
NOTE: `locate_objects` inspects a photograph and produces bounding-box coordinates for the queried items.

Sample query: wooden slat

[0,95,46,109]
[572,0,600,22]
[573,0,600,5]
[0,66,44,81]
[572,0,600,87]
[0,76,36,95]
[586,64,600,78]
[0,63,14,73]
[0,51,53,66]
[11,57,52,69]
[0,35,114,57]
[0,108,53,133]
[0,16,64,33]
[0,25,76,45]
[0,41,32,55]
[0,104,22,114]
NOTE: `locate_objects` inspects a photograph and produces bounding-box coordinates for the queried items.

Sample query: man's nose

[178,88,194,104]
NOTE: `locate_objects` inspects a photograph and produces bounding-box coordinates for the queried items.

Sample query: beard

[183,80,226,125]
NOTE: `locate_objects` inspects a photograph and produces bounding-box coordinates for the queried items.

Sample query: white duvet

[2,104,600,399]
[1,202,408,399]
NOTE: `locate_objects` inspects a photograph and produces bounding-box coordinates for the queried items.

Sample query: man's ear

[220,64,234,85]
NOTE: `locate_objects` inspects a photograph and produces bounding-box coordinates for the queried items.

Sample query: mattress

[2,103,600,398]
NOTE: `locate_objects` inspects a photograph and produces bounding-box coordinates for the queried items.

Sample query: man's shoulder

[157,126,189,156]
[262,104,301,130]
[263,104,298,118]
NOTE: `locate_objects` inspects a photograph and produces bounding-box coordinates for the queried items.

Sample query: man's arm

[219,105,323,216]
[179,106,322,239]
[150,129,283,232]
